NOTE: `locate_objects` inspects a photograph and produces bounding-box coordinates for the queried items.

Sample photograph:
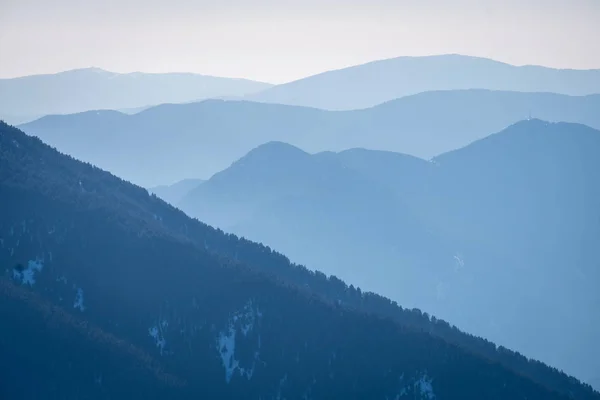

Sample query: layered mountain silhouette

[0,68,272,124]
[245,54,600,110]
[177,120,600,389]
[4,121,599,398]
[19,90,600,186]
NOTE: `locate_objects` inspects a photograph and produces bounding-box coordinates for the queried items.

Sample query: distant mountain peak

[62,67,115,76]
[508,117,551,128]
[204,141,315,188]
[242,141,309,161]
[382,53,510,65]
[504,118,596,133]
[434,118,600,166]
[82,66,109,73]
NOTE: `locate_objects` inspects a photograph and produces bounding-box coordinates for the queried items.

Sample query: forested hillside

[178,120,600,387]
[1,122,598,399]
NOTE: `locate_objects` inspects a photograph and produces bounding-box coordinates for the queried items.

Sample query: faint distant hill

[0,68,272,124]
[19,90,600,187]
[178,120,600,389]
[246,54,600,110]
[148,178,204,205]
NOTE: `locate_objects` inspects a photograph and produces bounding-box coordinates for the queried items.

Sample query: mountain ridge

[19,89,600,186]
[177,119,600,389]
[2,66,274,83]
[245,54,600,110]
[0,69,273,125]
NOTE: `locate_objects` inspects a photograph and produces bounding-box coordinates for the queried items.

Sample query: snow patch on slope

[389,373,436,399]
[73,287,85,311]
[415,374,436,399]
[218,326,239,383]
[217,299,263,383]
[149,325,167,355]
[12,259,44,286]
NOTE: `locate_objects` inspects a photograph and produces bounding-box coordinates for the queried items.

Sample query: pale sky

[1,0,599,83]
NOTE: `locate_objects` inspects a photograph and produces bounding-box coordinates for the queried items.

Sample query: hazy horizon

[3,53,600,85]
[2,0,600,83]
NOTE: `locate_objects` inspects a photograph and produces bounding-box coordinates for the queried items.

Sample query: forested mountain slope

[0,121,597,399]
[178,120,600,389]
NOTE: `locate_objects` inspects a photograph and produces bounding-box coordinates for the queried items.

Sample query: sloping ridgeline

[175,120,600,387]
[0,121,596,400]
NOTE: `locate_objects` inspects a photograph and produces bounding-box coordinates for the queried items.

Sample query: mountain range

[244,54,600,110]
[175,119,600,388]
[19,90,600,187]
[0,68,272,125]
[4,121,599,398]
[4,50,600,398]
[5,54,600,126]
